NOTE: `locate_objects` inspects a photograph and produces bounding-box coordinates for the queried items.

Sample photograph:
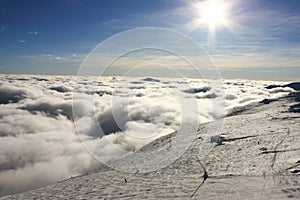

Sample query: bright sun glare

[201,0,227,29]
[193,0,231,36]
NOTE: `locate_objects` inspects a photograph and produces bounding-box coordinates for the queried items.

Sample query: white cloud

[0,84,34,104]
[21,53,85,63]
[19,40,27,43]
[0,74,293,196]
[0,77,101,196]
[101,19,126,29]
[212,52,300,68]
[28,30,38,35]
[55,56,63,60]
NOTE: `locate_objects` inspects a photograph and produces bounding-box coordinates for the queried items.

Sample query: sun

[191,0,231,37]
[200,0,227,29]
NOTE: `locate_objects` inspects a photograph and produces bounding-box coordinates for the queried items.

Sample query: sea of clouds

[0,74,295,196]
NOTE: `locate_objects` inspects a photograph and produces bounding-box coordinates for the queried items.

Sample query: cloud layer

[0,74,293,196]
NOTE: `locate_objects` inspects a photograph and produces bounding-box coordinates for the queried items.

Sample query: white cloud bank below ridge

[0,74,295,196]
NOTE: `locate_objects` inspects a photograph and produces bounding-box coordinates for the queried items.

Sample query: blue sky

[0,0,299,80]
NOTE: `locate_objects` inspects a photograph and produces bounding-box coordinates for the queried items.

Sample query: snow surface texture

[0,74,297,198]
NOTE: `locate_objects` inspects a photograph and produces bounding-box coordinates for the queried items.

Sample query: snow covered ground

[0,74,299,199]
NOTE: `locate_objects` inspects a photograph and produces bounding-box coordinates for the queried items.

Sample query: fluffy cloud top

[0,74,293,196]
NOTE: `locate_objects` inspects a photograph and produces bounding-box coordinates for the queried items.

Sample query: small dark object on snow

[259,147,268,151]
[290,169,300,174]
[210,135,225,145]
[190,156,208,198]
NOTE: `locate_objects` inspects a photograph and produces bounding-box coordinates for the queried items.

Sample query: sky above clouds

[0,0,299,80]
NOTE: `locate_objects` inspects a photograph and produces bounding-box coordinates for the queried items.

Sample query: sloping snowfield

[0,74,299,199]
